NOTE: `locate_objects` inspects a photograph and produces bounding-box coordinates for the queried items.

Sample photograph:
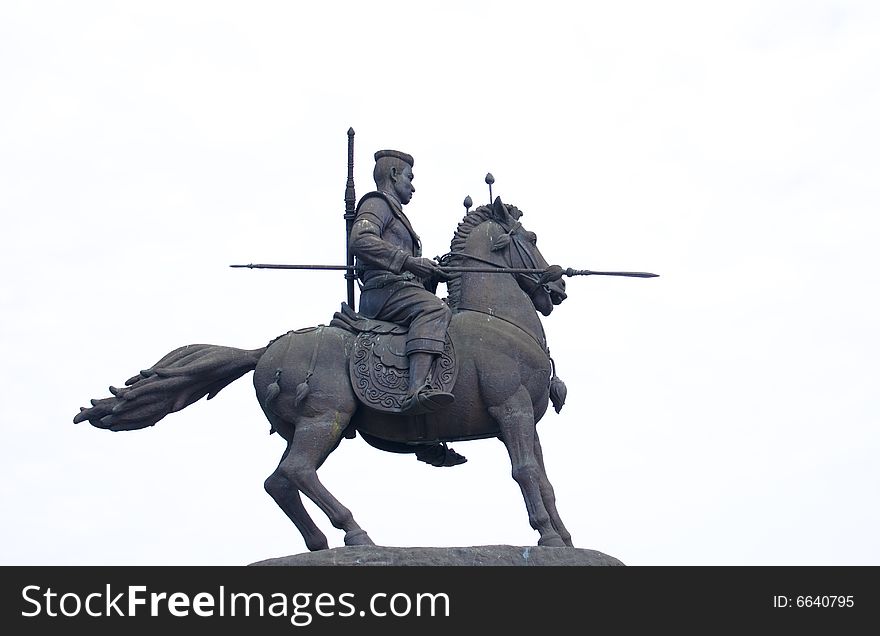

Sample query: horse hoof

[306,537,330,552]
[344,529,375,546]
[538,535,567,548]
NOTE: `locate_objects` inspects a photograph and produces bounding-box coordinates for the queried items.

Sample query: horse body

[75,197,573,551]
[255,307,553,445]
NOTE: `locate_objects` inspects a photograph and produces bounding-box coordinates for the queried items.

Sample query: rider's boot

[400,351,454,416]
[415,442,467,467]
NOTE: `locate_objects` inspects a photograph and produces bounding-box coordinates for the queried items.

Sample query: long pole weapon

[230,263,658,278]
[343,127,357,309]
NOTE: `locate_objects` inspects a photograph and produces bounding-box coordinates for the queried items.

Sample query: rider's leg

[401,349,454,415]
[407,351,436,394]
[367,285,454,415]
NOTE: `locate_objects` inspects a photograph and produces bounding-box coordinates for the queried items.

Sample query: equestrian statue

[74,129,656,551]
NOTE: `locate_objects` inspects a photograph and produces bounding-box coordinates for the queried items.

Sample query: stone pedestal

[250,545,624,566]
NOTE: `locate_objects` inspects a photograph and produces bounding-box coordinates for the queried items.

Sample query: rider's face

[393,166,415,205]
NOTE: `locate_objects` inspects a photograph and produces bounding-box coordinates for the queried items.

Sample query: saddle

[329,304,458,414]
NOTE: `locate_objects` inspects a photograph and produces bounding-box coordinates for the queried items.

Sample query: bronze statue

[74,132,656,552]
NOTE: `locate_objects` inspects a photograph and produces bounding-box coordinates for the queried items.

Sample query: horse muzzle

[532,290,553,316]
[548,279,567,305]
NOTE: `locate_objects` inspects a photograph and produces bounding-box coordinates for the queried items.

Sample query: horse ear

[491,196,508,222]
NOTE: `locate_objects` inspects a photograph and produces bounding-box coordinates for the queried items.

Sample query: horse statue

[74,196,576,551]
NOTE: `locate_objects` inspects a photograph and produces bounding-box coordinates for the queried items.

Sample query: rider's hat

[374,149,414,166]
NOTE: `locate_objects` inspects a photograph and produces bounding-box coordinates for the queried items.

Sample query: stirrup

[400,386,454,415]
[415,443,468,467]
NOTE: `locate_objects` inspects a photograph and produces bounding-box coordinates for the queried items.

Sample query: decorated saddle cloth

[329,304,457,414]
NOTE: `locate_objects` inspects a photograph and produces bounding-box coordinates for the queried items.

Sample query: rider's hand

[405,256,441,279]
[539,265,565,285]
[433,268,454,282]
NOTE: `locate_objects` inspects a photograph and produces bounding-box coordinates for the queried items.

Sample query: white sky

[1,0,878,566]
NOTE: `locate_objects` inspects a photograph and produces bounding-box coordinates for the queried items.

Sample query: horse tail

[73,343,268,431]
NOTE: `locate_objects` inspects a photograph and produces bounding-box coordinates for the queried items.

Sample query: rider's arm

[350,200,412,274]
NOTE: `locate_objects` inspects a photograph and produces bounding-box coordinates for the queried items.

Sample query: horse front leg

[533,433,573,547]
[490,385,566,547]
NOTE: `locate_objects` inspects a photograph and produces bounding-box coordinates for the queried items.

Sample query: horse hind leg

[264,444,329,552]
[279,412,375,548]
[490,385,567,548]
[256,328,371,549]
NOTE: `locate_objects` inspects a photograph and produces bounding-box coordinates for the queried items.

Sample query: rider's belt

[361,272,416,290]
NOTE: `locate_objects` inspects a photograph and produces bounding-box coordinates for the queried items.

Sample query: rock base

[250,545,624,566]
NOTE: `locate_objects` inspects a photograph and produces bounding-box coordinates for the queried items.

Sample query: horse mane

[444,203,522,309]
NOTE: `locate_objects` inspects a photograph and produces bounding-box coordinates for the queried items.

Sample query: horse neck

[453,253,546,350]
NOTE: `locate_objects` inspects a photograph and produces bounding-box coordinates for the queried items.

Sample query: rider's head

[374,150,415,205]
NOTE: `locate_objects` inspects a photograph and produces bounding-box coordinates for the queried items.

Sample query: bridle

[440,220,553,300]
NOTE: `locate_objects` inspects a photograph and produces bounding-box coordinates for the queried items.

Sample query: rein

[442,252,506,270]
[440,251,547,287]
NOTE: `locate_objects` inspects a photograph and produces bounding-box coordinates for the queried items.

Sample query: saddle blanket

[330,305,457,414]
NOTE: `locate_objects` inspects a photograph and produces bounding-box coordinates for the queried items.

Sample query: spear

[229,263,658,278]
[343,128,357,309]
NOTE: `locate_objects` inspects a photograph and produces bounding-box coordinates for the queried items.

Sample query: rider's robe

[349,191,451,356]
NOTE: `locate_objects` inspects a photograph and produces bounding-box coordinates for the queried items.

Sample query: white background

[2,1,878,565]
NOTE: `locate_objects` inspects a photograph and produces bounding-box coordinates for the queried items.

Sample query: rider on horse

[349,150,455,416]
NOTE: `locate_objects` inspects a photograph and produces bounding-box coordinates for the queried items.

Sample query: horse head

[460,196,567,316]
[494,196,567,315]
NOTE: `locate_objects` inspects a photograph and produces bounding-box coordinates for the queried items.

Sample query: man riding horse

[349,149,455,416]
[72,127,659,552]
